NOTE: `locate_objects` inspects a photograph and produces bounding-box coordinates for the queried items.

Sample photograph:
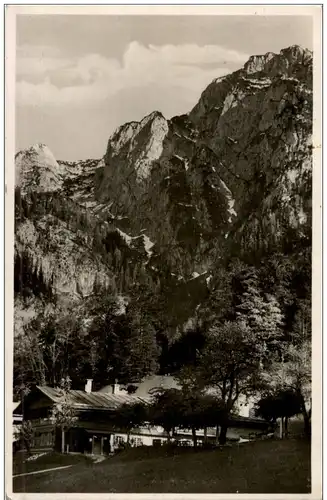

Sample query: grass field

[13,451,92,476]
[13,438,311,494]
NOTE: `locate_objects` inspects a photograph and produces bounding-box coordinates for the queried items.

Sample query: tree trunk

[219,425,228,445]
[215,425,220,445]
[279,417,284,439]
[166,430,171,443]
[299,392,311,439]
[127,431,130,445]
[61,428,65,454]
[24,438,31,456]
[191,427,197,449]
[204,426,208,444]
[303,411,311,438]
[284,417,289,439]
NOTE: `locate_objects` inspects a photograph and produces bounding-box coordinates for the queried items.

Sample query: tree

[281,342,311,438]
[260,340,311,438]
[165,326,207,373]
[178,393,225,448]
[291,299,311,345]
[14,329,47,390]
[85,292,158,386]
[50,377,77,453]
[198,320,266,444]
[255,389,302,438]
[198,264,234,327]
[148,388,184,443]
[125,307,159,381]
[14,420,34,456]
[235,267,283,350]
[111,402,147,445]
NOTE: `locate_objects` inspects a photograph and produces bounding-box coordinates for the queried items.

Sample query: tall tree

[50,376,77,453]
[148,388,184,443]
[198,320,266,444]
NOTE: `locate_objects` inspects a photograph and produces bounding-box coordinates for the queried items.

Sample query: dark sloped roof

[36,386,149,410]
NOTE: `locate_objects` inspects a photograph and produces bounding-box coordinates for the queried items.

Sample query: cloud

[16,41,249,110]
[17,44,62,59]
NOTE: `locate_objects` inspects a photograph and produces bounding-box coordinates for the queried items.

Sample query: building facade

[14,378,270,455]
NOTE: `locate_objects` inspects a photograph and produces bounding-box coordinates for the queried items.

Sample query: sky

[16,15,313,160]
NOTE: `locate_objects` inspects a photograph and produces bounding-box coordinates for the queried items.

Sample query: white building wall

[235,394,259,417]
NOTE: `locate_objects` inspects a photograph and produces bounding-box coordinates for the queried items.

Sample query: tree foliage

[14,420,34,455]
[50,377,78,453]
[110,401,148,443]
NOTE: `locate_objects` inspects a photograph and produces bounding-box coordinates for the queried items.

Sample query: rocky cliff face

[14,45,312,335]
[189,45,312,255]
[95,45,311,274]
[15,144,64,194]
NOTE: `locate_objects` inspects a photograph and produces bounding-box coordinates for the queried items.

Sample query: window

[114,435,125,447]
[36,432,53,447]
[130,436,143,447]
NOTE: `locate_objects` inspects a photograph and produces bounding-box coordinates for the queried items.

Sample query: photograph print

[7,6,321,496]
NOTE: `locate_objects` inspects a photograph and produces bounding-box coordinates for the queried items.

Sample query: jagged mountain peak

[16,142,54,159]
[142,109,166,122]
[102,109,169,185]
[107,110,168,156]
[15,44,312,341]
[280,44,312,58]
[243,44,312,76]
[15,143,64,194]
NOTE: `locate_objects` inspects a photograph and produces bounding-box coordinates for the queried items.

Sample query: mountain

[96,45,311,270]
[15,144,64,194]
[14,45,312,367]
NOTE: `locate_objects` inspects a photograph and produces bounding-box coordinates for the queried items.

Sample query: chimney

[112,379,120,395]
[85,379,93,393]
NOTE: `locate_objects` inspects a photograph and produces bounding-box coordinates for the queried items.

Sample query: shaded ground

[13,439,311,494]
[13,451,92,476]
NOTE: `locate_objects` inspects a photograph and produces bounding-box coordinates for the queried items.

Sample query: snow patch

[213,76,226,84]
[116,295,128,315]
[184,136,196,143]
[219,179,237,220]
[298,207,307,224]
[117,228,133,246]
[190,271,207,281]
[220,90,247,117]
[177,203,193,208]
[116,228,154,257]
[142,234,154,257]
[286,169,298,184]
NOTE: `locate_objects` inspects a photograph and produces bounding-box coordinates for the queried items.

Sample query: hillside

[14,45,312,391]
